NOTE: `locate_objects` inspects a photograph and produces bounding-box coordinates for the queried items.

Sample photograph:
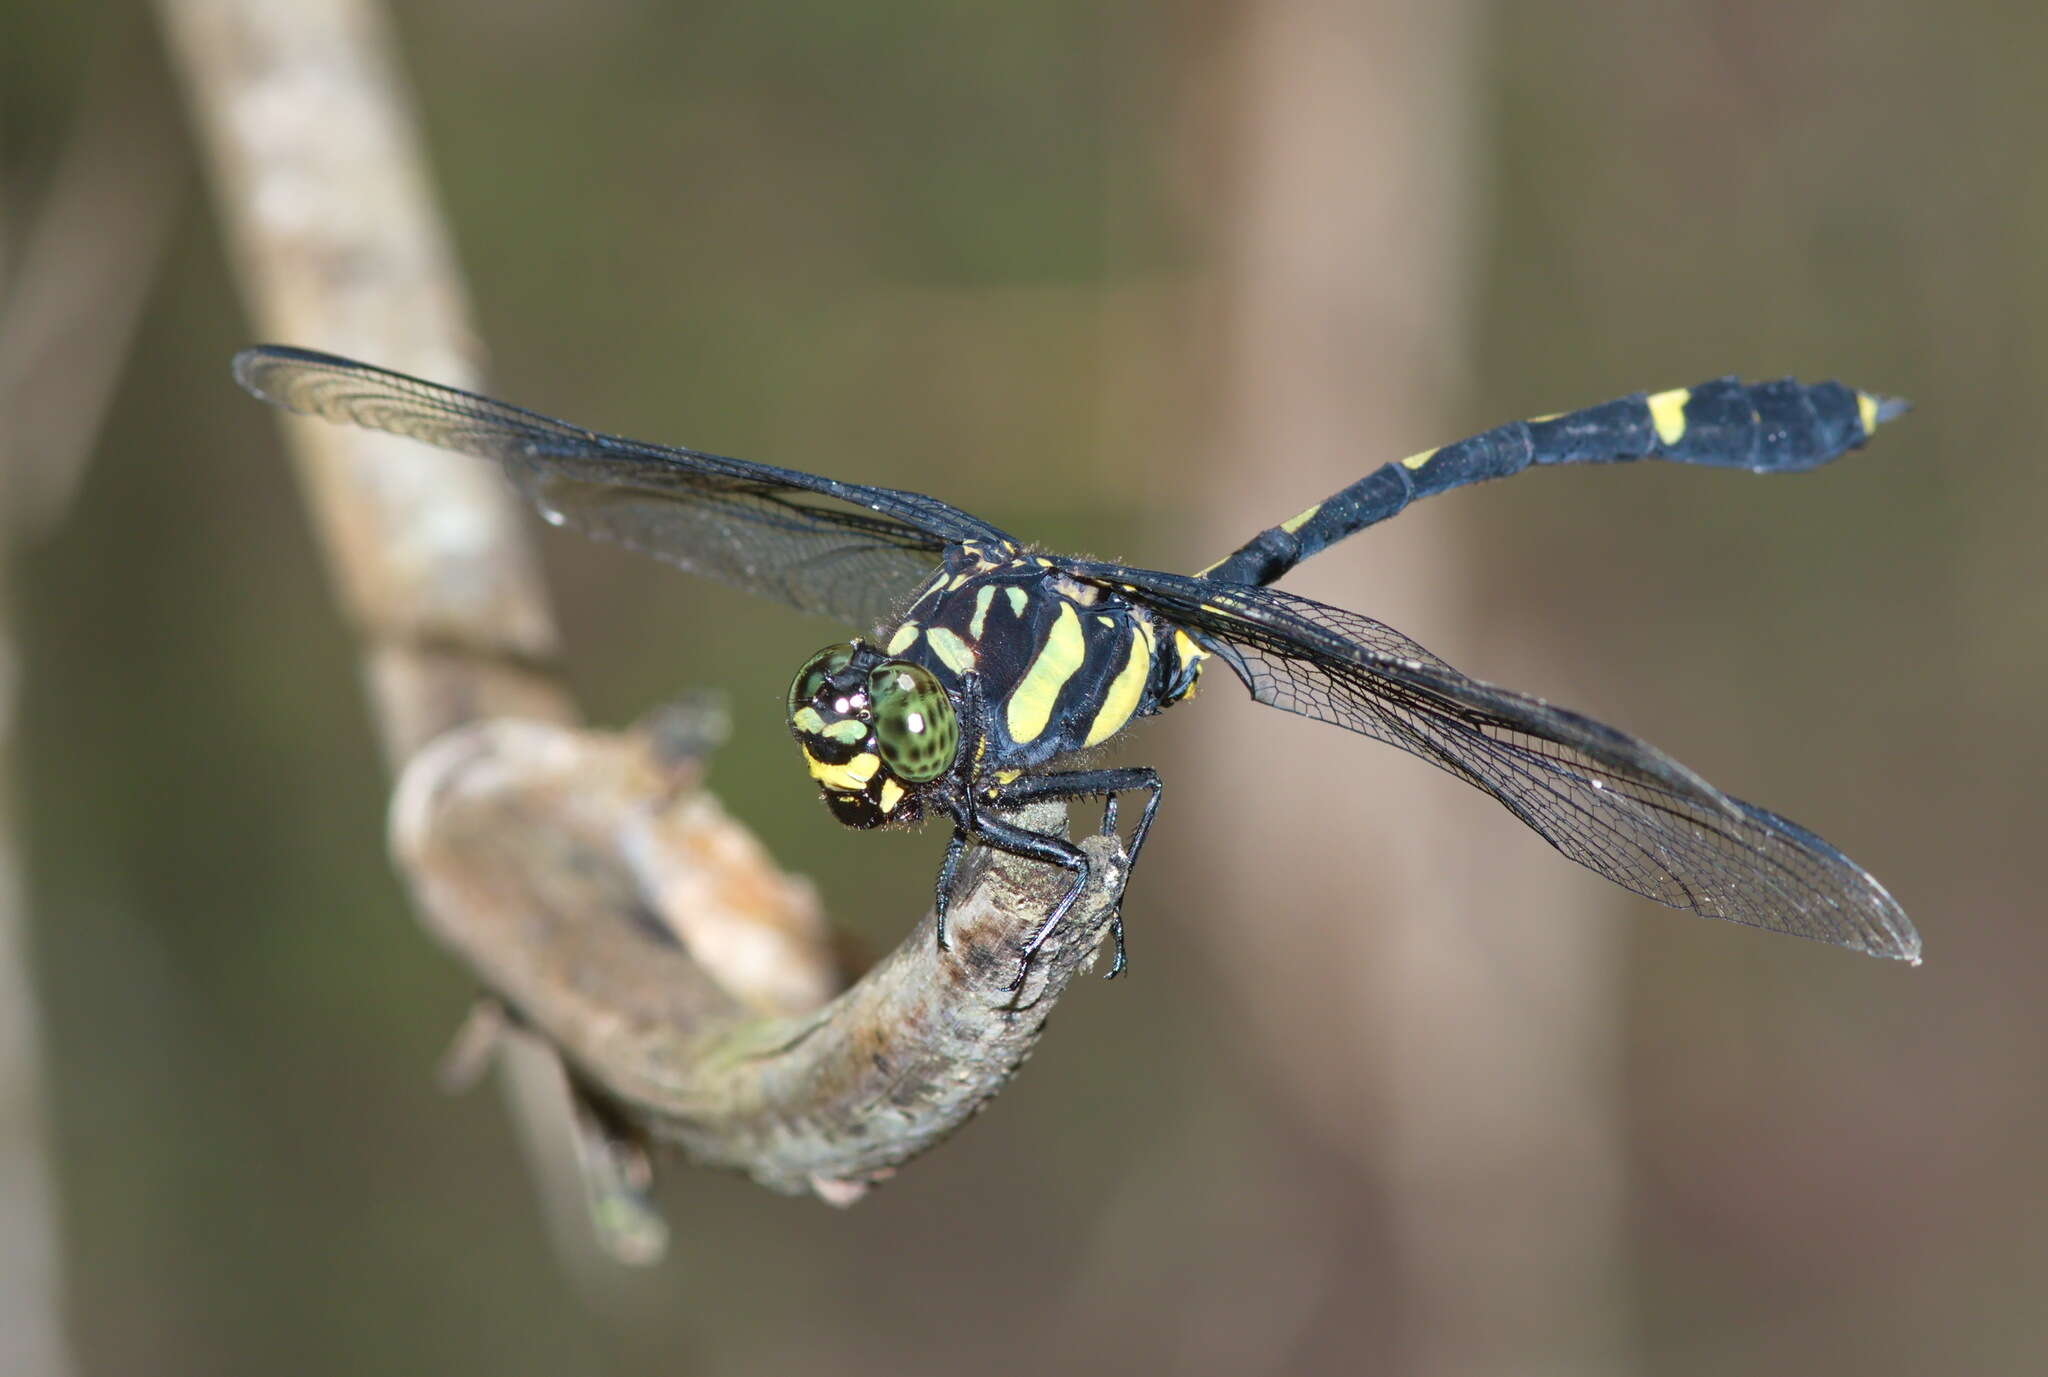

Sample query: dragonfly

[234,346,1921,984]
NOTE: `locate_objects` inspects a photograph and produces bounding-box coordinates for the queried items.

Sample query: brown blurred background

[3,0,2039,1374]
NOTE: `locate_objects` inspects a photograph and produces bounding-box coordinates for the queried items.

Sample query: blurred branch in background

[152,0,1128,1278]
[1187,2,1632,1371]
[0,25,184,535]
[0,19,187,1376]
[146,0,616,1275]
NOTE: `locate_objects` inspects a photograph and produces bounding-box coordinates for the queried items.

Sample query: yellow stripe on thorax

[1005,602,1086,744]
[1647,387,1690,446]
[1083,621,1155,748]
[1168,627,1209,703]
[924,627,977,674]
[969,584,997,639]
[886,622,920,655]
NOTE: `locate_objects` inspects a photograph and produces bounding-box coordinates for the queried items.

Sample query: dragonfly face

[232,345,1923,984]
[787,641,957,830]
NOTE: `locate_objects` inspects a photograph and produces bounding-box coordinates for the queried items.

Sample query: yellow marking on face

[1647,387,1691,446]
[878,778,906,814]
[886,622,920,655]
[925,627,977,675]
[1400,447,1439,471]
[1005,602,1085,744]
[1084,624,1154,748]
[1857,391,1880,435]
[969,584,996,639]
[1004,586,1029,618]
[791,706,826,734]
[806,750,880,792]
[1280,502,1323,534]
[821,720,867,745]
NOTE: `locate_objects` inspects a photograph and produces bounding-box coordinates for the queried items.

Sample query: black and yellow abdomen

[1201,376,1903,588]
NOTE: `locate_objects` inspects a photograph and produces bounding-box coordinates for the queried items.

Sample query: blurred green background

[5,0,2042,1373]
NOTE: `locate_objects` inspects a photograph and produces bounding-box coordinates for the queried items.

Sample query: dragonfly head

[787,641,959,829]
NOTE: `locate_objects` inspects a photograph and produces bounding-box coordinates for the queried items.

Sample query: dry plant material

[391,710,1123,1208]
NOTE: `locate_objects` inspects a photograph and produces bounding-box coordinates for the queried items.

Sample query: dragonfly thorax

[787,641,960,829]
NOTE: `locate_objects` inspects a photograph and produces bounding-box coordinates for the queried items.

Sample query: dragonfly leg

[956,809,1093,991]
[991,767,1162,979]
[932,828,967,952]
[929,669,993,955]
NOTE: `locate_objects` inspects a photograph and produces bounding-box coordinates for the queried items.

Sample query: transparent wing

[234,346,1015,630]
[1070,561,1919,961]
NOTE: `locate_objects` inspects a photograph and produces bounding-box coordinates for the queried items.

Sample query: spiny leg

[960,809,1093,990]
[930,669,991,956]
[932,829,968,952]
[995,767,1163,978]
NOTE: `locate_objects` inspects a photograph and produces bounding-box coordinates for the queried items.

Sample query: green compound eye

[788,643,859,719]
[867,662,959,783]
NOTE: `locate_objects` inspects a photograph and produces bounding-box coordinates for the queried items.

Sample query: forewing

[234,346,1013,629]
[1072,562,1919,961]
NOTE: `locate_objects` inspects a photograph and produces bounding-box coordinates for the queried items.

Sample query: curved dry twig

[391,714,1123,1202]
